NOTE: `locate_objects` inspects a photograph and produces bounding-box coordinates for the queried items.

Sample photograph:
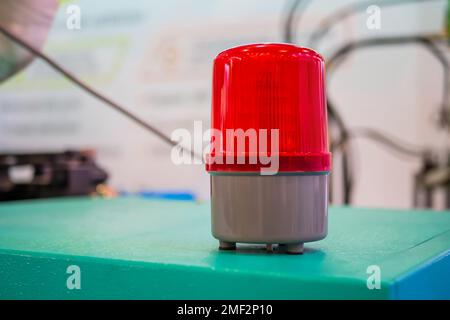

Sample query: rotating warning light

[206,43,331,254]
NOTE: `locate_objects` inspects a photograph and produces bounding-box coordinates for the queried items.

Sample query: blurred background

[0,0,449,209]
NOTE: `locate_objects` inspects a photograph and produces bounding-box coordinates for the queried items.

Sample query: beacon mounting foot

[219,241,236,251]
[286,243,304,255]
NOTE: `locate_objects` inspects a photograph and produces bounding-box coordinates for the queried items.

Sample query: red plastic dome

[206,43,331,173]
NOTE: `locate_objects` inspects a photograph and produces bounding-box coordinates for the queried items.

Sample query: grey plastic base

[211,174,328,252]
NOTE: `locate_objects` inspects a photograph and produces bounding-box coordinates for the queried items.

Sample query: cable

[338,127,427,158]
[326,35,450,134]
[328,98,354,204]
[326,35,448,204]
[283,0,301,43]
[307,0,443,49]
[283,0,311,43]
[0,24,202,161]
[326,34,448,203]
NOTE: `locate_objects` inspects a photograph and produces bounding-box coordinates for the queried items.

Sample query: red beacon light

[206,43,331,254]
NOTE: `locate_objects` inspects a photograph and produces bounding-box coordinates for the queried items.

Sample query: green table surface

[0,197,449,299]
